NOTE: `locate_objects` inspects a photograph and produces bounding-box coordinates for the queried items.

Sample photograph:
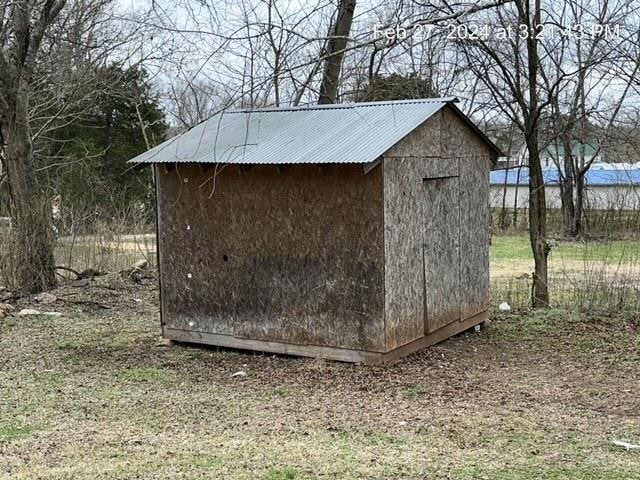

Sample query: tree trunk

[528,141,550,307]
[2,87,56,293]
[560,136,577,237]
[499,170,509,231]
[522,0,549,308]
[318,0,356,104]
[559,179,575,236]
[512,166,521,227]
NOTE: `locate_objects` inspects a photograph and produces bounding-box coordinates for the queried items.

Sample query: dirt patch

[7,272,158,318]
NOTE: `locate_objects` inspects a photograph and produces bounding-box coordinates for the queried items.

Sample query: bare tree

[0,0,165,292]
[318,0,357,104]
[0,0,68,292]
[542,0,640,237]
[166,80,224,130]
[457,0,551,306]
[144,0,510,111]
[458,0,640,304]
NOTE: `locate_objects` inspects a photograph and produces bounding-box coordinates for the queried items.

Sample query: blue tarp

[490,167,640,186]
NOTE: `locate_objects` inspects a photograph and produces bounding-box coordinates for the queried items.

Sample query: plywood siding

[441,107,495,157]
[382,157,427,351]
[156,164,386,351]
[384,111,442,159]
[383,105,493,348]
[423,176,460,333]
[382,154,461,349]
[441,107,494,319]
[458,156,492,318]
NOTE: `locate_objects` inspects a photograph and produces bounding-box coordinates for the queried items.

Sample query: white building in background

[497,141,605,170]
[537,142,603,169]
[490,165,640,211]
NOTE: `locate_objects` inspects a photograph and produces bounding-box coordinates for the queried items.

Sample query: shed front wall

[382,106,493,350]
[156,164,386,352]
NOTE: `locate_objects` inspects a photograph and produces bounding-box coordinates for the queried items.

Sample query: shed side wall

[382,106,493,349]
[156,164,386,352]
[442,108,493,318]
[382,112,459,350]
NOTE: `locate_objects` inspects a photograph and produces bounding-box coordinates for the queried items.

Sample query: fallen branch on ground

[55,266,107,280]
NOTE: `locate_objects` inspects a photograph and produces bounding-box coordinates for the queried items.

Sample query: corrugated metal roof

[490,166,640,186]
[130,98,470,165]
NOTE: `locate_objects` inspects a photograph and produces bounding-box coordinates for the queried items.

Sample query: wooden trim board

[163,310,488,364]
[382,310,488,362]
[163,328,382,363]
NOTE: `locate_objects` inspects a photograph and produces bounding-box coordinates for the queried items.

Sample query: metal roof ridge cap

[222,97,457,115]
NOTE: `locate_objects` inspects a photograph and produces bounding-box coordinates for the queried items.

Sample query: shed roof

[129,98,501,165]
[490,166,640,186]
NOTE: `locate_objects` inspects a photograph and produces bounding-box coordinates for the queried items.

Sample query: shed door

[423,176,460,334]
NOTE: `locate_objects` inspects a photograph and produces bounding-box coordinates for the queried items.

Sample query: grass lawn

[492,235,640,263]
[491,235,640,280]
[1,302,639,479]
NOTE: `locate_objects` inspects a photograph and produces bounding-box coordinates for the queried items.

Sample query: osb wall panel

[422,176,461,333]
[383,112,442,158]
[441,107,494,319]
[382,157,425,350]
[441,107,495,158]
[382,155,460,350]
[383,105,493,346]
[458,156,492,318]
[156,164,386,351]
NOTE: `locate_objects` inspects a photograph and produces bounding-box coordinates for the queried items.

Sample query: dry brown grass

[54,233,156,277]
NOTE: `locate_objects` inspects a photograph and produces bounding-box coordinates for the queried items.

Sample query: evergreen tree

[44,65,166,219]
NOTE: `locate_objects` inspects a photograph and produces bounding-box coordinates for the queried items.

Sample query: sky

[109,0,640,131]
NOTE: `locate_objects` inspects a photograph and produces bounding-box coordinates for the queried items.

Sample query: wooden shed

[130,98,501,363]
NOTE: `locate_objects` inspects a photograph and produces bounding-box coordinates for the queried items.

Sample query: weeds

[122,367,167,382]
[0,424,35,442]
[265,467,298,480]
[491,235,640,313]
